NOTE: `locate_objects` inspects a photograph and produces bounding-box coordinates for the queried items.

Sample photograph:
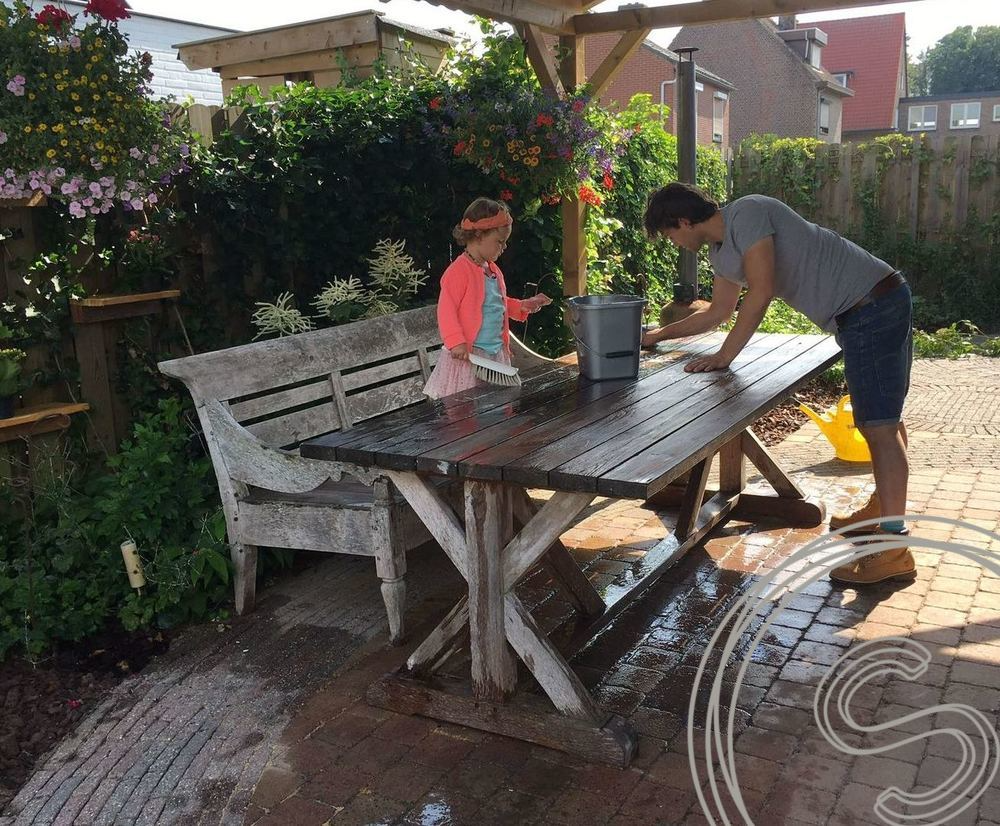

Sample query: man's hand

[684,351,733,373]
[450,343,469,360]
[641,328,663,349]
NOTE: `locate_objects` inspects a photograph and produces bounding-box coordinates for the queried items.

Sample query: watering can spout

[799,402,833,436]
[798,395,872,463]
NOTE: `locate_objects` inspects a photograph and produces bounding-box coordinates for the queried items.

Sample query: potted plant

[0,346,26,418]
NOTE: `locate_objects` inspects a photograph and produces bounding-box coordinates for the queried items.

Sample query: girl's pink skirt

[423,346,512,399]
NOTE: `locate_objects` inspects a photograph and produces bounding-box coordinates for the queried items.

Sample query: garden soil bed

[0,380,842,814]
[0,628,169,812]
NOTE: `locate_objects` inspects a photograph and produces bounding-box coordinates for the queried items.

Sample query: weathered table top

[302,332,841,500]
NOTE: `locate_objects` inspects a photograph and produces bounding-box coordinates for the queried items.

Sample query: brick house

[670,17,852,145]
[582,34,736,152]
[898,90,1000,141]
[807,13,908,141]
[27,0,233,105]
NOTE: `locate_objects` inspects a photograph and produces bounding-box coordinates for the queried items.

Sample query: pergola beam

[573,0,908,35]
[521,24,565,95]
[587,28,651,99]
[426,0,576,33]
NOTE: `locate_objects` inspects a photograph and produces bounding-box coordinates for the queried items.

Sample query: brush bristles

[474,364,522,386]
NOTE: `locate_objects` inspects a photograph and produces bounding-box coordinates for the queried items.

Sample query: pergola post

[558,35,587,299]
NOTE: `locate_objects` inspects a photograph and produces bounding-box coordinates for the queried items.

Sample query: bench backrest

[159,305,442,448]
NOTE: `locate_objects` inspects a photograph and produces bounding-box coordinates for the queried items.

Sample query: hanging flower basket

[0,0,192,216]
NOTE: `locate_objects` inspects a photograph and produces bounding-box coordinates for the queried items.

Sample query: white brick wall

[28,0,235,105]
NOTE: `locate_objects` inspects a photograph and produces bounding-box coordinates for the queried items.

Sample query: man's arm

[684,236,775,372]
[641,274,740,346]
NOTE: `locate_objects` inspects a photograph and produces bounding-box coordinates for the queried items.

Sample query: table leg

[465,480,518,702]
[732,429,826,525]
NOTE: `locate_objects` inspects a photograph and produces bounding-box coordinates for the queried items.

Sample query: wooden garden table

[301,331,841,766]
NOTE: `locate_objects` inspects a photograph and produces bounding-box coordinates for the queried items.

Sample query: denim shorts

[834,281,913,428]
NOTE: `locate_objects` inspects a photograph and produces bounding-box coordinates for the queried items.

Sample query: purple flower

[69,201,85,217]
[179,144,190,157]
[129,147,142,159]
[147,193,158,205]
[148,155,158,165]
[89,182,102,195]
[130,198,143,210]
[61,182,76,195]
[69,36,81,49]
[82,197,94,207]
[0,131,6,145]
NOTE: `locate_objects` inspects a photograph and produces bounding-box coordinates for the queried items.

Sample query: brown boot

[829,491,880,536]
[829,529,916,585]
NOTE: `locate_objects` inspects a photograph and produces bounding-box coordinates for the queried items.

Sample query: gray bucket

[567,294,647,381]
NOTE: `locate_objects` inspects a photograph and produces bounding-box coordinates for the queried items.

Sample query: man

[641,183,914,585]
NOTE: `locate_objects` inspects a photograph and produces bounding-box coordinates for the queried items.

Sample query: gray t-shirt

[707,195,893,331]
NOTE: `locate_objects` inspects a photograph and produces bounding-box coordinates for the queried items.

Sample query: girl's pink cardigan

[436,254,529,351]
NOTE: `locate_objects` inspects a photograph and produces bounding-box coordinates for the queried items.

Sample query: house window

[819,98,830,135]
[713,96,726,143]
[832,72,849,87]
[992,103,1000,122]
[950,101,981,128]
[907,104,937,131]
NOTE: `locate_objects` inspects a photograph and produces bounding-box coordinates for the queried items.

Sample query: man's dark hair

[643,182,719,237]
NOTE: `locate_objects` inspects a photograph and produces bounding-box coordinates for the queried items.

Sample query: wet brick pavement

[4,356,1000,826]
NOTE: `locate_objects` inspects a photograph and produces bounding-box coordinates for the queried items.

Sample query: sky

[129,0,997,57]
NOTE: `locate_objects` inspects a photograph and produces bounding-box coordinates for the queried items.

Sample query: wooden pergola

[428,0,905,298]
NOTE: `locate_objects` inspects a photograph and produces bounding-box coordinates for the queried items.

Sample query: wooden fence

[733,134,1000,241]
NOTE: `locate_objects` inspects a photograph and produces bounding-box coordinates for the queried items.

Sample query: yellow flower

[74,106,83,113]
[46,149,57,159]
[93,94,101,101]
[96,141,105,149]
[482,139,491,148]
[71,92,79,100]
[95,37,104,47]
[60,139,68,147]
[101,74,108,81]
[28,93,36,100]
[100,155,108,162]
[529,146,541,155]
[38,123,47,131]
[48,46,56,54]
[57,84,66,91]
[23,126,31,133]
[40,72,47,79]
[529,157,539,167]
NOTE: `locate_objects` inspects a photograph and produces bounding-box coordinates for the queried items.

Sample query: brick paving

[4,356,1000,826]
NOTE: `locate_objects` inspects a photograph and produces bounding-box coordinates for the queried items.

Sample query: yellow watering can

[798,395,872,462]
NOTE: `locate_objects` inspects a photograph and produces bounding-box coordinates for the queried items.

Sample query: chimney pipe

[778,15,797,30]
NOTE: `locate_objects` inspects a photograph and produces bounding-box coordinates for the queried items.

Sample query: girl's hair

[452,197,511,246]
[643,182,719,237]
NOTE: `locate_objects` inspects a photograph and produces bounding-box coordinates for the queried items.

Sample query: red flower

[535,113,554,128]
[572,100,585,113]
[500,189,513,202]
[429,97,442,110]
[453,140,467,156]
[541,192,561,205]
[35,4,73,28]
[603,173,614,190]
[67,699,82,710]
[578,185,602,207]
[83,0,130,21]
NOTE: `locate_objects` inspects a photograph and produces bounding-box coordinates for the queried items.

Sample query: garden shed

[174,10,456,96]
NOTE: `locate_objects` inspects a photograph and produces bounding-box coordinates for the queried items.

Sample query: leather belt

[835,271,906,328]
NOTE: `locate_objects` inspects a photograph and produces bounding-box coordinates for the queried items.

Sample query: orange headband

[460,212,512,231]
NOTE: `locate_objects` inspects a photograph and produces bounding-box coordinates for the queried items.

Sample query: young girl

[423,197,552,399]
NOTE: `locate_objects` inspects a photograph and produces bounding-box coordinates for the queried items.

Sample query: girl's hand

[524,293,553,313]
[449,343,469,360]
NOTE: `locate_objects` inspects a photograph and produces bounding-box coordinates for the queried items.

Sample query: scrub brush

[469,353,522,387]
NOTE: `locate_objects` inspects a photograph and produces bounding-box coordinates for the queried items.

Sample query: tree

[907,47,930,97]
[923,26,1000,95]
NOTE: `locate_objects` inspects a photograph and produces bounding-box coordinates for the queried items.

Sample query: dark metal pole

[674,47,698,304]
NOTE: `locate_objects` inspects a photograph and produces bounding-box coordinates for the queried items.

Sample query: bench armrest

[204,399,381,493]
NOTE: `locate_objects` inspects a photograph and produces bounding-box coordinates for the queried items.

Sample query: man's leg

[863,421,908,523]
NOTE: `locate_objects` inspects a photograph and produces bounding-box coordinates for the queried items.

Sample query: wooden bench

[158,305,549,643]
